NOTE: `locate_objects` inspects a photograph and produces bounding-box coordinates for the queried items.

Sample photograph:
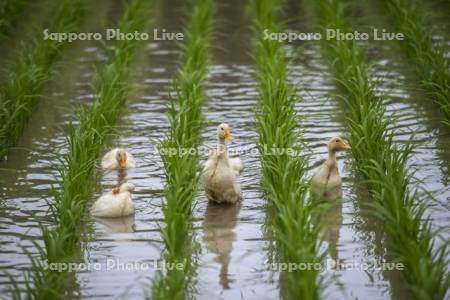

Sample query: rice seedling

[249,0,326,298]
[0,0,85,160]
[311,0,449,297]
[0,0,27,40]
[149,1,215,299]
[381,0,450,126]
[4,0,151,298]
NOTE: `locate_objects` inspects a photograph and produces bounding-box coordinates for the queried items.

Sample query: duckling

[310,137,351,199]
[101,148,136,169]
[91,182,135,217]
[202,123,243,204]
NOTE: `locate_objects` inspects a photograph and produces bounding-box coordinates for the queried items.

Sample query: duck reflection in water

[311,185,344,269]
[203,201,241,289]
[117,169,127,185]
[94,214,136,233]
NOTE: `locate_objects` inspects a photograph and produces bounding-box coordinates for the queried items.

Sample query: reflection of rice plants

[312,0,449,297]
[0,0,85,159]
[382,0,450,126]
[0,0,27,39]
[5,0,150,298]
[150,0,215,299]
[249,0,325,298]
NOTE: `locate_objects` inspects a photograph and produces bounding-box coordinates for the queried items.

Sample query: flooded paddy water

[0,0,448,299]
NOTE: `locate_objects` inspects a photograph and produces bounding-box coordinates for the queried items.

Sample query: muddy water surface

[0,0,449,299]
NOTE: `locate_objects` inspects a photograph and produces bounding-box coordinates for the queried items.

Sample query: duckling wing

[118,192,135,216]
[101,149,118,169]
[310,163,329,196]
[202,150,219,175]
[91,193,134,217]
[229,157,243,176]
[91,194,114,217]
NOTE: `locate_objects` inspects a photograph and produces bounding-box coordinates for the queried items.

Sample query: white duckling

[91,182,135,217]
[202,123,243,204]
[101,148,136,169]
[310,137,351,199]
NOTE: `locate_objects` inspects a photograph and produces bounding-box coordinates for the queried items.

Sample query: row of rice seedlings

[149,0,215,299]
[311,0,449,298]
[380,0,450,126]
[0,0,27,40]
[6,1,151,299]
[249,0,326,298]
[0,0,85,160]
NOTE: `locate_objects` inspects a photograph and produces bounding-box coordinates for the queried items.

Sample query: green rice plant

[249,0,326,298]
[4,1,151,299]
[149,0,215,299]
[0,0,27,40]
[381,0,450,126]
[0,0,85,160]
[311,0,449,298]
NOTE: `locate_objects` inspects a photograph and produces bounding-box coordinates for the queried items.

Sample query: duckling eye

[220,127,224,131]
[335,139,340,143]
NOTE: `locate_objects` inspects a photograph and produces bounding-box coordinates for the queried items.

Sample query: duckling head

[217,123,233,142]
[120,182,135,193]
[112,187,121,195]
[115,149,128,168]
[328,137,351,153]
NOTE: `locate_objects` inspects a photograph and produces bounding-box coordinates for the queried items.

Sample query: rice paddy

[0,0,85,159]
[0,0,27,40]
[310,0,449,298]
[250,0,325,298]
[150,0,215,298]
[380,0,450,126]
[4,0,152,298]
[0,0,448,299]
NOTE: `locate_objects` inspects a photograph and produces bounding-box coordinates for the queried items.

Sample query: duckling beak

[343,143,351,151]
[224,130,233,141]
[118,158,127,168]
